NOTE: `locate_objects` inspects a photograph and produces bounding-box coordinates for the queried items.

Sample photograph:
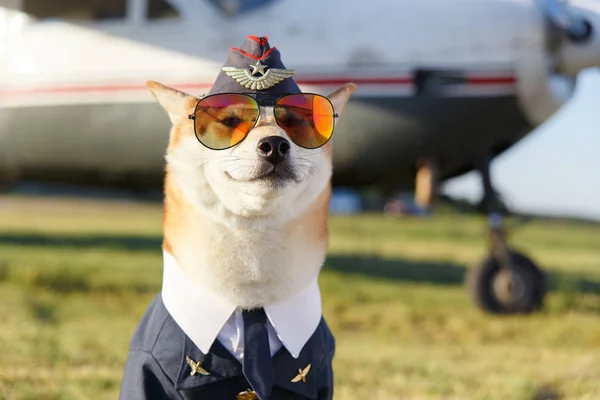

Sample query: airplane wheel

[466,251,546,314]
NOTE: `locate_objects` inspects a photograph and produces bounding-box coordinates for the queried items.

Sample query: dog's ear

[327,83,356,118]
[147,81,197,124]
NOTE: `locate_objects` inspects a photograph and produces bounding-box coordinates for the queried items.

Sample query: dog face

[148,82,355,224]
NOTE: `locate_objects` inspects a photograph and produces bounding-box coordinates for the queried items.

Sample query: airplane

[1,0,599,315]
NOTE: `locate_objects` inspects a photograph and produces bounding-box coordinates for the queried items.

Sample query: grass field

[0,195,599,400]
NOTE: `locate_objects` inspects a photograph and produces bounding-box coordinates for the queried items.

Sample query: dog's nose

[257,136,290,165]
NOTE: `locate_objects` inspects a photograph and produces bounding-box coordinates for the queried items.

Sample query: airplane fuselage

[1,0,598,190]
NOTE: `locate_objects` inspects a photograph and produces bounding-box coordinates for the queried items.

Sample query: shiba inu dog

[120,36,354,400]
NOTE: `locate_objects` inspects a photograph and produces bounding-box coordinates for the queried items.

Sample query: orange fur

[161,167,187,256]
[287,183,332,250]
[168,97,199,148]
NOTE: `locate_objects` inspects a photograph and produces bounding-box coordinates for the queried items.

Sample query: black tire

[466,251,546,314]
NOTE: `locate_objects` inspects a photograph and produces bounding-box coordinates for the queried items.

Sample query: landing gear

[466,159,547,314]
[466,213,546,313]
[412,156,548,314]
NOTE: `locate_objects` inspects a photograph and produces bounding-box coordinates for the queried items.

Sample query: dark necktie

[242,308,275,400]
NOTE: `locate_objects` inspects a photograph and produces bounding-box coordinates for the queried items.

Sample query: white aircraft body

[1,0,599,183]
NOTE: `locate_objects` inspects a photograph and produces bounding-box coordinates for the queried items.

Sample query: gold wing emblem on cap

[222,66,296,90]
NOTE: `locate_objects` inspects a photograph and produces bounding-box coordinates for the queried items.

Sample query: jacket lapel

[271,338,319,399]
[174,321,324,399]
[174,335,243,390]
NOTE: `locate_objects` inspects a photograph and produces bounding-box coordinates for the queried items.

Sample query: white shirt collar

[161,250,322,358]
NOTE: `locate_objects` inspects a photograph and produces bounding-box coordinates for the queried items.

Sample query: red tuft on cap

[231,47,276,61]
[247,35,269,46]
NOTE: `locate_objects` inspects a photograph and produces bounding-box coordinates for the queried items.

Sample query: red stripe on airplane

[466,76,517,85]
[0,75,516,97]
[298,77,413,85]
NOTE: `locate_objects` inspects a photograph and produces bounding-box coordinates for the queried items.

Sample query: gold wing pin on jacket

[185,356,210,376]
[290,363,311,383]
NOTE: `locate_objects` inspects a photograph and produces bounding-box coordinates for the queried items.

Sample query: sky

[443,68,600,221]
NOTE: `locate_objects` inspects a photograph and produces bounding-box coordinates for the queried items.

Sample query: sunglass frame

[188,92,338,150]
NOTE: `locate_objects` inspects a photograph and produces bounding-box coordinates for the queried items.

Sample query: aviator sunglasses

[188,93,338,150]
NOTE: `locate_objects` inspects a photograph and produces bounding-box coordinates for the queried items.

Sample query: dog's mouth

[225,163,300,187]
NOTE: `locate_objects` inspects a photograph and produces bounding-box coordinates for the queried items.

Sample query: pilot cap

[208,35,301,95]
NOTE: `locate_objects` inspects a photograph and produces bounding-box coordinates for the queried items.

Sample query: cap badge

[249,60,268,75]
[222,60,296,90]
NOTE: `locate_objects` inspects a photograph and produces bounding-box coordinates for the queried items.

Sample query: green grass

[1,195,600,399]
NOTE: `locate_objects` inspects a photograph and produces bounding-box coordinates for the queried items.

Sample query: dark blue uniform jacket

[119,295,335,400]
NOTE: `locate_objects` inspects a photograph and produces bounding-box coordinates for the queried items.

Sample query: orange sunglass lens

[274,94,335,149]
[193,94,259,150]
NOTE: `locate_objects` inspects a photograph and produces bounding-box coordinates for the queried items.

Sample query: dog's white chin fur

[206,170,290,218]
[166,135,331,307]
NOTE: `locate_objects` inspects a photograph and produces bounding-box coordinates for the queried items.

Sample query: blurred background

[1,0,599,399]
